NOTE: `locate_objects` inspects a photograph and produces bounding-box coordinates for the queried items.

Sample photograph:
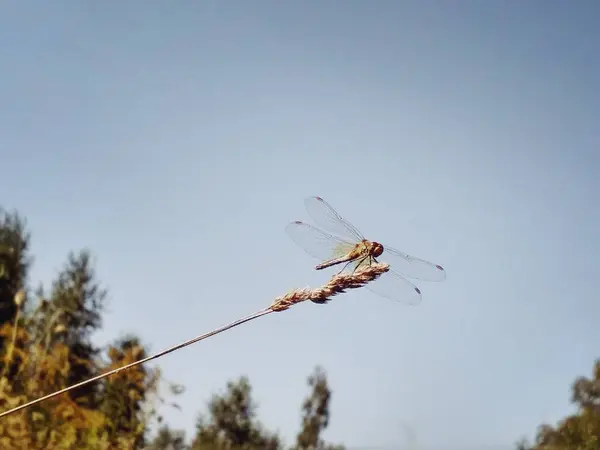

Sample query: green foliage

[99,335,161,448]
[47,250,107,407]
[0,208,30,328]
[146,425,187,450]
[520,359,600,450]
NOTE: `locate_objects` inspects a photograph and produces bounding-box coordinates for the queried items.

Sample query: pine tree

[0,209,29,323]
[190,376,281,450]
[45,250,106,406]
[294,366,344,450]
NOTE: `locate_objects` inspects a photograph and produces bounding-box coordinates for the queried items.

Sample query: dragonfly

[285,196,446,305]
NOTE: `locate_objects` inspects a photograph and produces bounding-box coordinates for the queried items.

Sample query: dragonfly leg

[337,260,354,275]
[351,256,369,273]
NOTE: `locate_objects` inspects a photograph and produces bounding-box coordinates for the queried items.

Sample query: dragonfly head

[371,241,384,258]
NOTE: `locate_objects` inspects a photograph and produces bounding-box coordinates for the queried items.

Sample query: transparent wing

[353,259,422,305]
[285,221,356,262]
[304,196,365,241]
[379,245,446,282]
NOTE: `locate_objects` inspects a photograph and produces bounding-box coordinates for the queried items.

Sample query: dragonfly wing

[285,221,356,262]
[353,259,422,305]
[380,245,446,282]
[304,196,365,241]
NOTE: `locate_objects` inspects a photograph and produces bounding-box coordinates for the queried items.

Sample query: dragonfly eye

[372,242,384,257]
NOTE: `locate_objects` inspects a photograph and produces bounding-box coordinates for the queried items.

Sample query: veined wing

[304,196,365,242]
[354,258,422,305]
[380,245,446,282]
[285,221,356,262]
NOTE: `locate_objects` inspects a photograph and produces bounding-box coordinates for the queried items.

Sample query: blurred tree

[44,250,106,407]
[0,209,30,325]
[190,368,345,450]
[520,359,600,450]
[294,366,344,450]
[0,209,30,382]
[99,335,162,448]
[146,424,188,450]
[190,376,281,450]
[515,437,532,450]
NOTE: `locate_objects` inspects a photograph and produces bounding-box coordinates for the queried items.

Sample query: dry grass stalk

[270,262,390,311]
[0,262,389,419]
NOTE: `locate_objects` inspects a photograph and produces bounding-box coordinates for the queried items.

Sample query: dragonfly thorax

[363,240,383,258]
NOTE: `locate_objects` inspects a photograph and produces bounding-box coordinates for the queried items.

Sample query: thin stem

[0,262,389,419]
[0,308,273,419]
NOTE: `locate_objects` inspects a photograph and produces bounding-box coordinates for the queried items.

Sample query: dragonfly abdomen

[315,255,354,270]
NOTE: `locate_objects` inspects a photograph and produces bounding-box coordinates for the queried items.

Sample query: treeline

[0,207,597,449]
[516,359,600,450]
[0,207,166,449]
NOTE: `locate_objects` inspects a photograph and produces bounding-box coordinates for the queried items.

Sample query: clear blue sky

[1,2,598,449]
